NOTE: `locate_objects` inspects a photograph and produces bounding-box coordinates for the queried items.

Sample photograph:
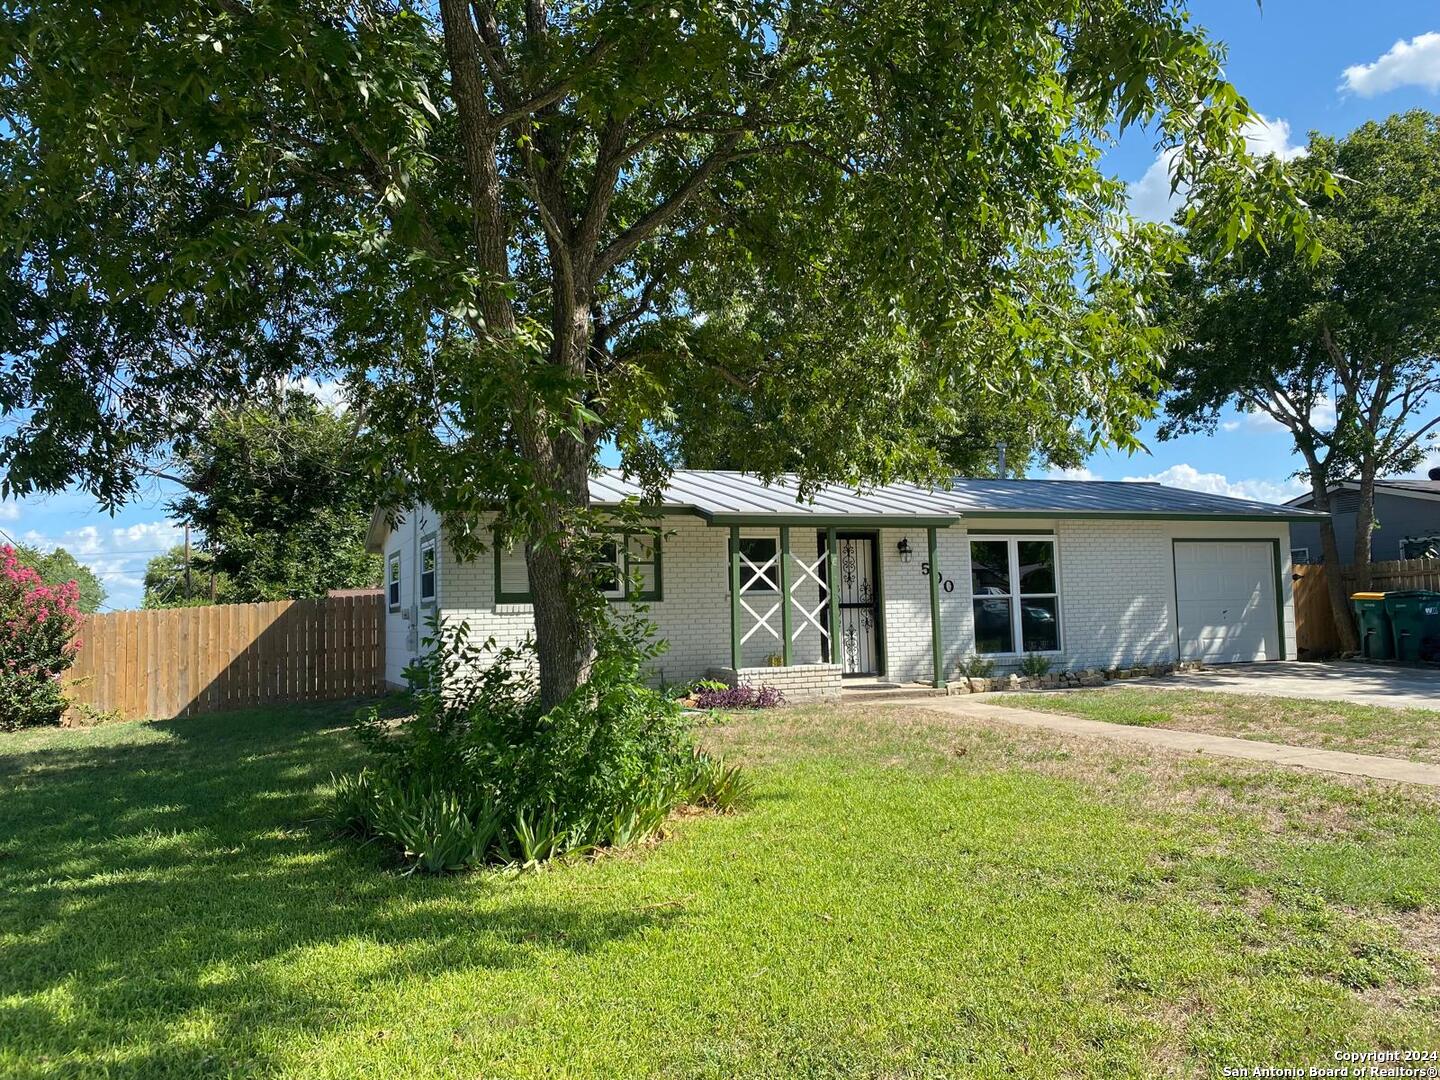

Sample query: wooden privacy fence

[1293,559,1440,656]
[66,593,385,721]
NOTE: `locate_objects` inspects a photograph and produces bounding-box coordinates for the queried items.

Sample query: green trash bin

[1383,590,1440,663]
[1351,592,1394,660]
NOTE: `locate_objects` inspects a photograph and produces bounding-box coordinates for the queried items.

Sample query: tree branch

[593,132,745,279]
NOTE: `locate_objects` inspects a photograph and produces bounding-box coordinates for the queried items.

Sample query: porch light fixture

[897,537,913,563]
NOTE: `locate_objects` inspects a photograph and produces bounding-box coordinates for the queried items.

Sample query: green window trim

[492,527,663,605]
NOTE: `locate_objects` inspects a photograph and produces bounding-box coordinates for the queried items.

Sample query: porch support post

[779,526,793,666]
[928,526,945,688]
[729,526,742,672]
[826,527,840,665]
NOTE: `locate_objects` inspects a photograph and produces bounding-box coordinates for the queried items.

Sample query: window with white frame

[592,537,623,598]
[495,528,660,603]
[591,530,661,600]
[387,552,402,611]
[969,537,1060,654]
[419,537,437,604]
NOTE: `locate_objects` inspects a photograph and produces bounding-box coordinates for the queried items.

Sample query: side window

[419,538,437,604]
[494,536,532,603]
[493,526,661,604]
[387,552,402,611]
[593,531,662,601]
[626,530,661,601]
[592,537,623,598]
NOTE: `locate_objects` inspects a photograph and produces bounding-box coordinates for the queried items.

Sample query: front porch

[718,522,949,691]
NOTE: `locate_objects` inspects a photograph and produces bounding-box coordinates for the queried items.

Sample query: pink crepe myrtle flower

[2,545,84,730]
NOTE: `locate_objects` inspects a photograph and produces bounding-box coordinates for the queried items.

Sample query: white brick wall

[708,663,842,702]
[378,504,442,687]
[375,509,1296,690]
[431,517,828,688]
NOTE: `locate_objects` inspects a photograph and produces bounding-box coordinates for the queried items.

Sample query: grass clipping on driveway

[0,699,1436,1078]
[991,687,1440,765]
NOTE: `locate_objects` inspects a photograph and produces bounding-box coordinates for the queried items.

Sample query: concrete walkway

[909,696,1440,788]
[1142,660,1440,710]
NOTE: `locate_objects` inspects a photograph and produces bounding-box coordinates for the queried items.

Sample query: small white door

[1174,541,1279,663]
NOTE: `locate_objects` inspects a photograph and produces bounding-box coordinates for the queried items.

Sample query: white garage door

[1174,541,1279,663]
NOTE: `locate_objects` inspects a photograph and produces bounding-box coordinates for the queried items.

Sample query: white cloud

[0,503,17,522]
[290,376,349,412]
[1044,466,1098,481]
[17,518,185,610]
[1121,463,1307,504]
[1216,399,1337,437]
[1128,114,1307,223]
[112,521,184,549]
[1342,32,1440,97]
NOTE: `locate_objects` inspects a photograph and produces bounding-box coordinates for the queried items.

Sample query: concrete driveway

[1146,661,1440,710]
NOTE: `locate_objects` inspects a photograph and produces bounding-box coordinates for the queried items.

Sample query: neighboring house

[367,470,1322,699]
[1285,475,1440,564]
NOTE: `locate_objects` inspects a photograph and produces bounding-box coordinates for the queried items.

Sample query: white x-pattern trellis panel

[788,551,831,646]
[738,551,781,644]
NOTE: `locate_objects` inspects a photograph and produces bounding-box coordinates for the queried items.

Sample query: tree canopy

[142,545,234,609]
[11,545,106,613]
[1,0,1314,704]
[1161,109,1440,643]
[167,391,381,603]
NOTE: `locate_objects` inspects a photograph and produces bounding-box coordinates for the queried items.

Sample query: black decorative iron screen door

[820,534,880,675]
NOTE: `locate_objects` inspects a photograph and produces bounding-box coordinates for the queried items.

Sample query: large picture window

[970,537,1060,654]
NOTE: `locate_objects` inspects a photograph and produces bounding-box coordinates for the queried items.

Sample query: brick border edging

[951,660,1206,695]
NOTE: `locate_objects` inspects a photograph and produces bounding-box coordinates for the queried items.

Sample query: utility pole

[996,442,1007,478]
[183,524,192,599]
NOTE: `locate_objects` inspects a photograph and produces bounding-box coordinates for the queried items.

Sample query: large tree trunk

[520,295,601,711]
[1308,480,1360,653]
[521,445,597,711]
[1351,460,1378,591]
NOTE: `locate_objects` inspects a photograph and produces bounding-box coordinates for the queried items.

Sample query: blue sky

[4,1,1439,610]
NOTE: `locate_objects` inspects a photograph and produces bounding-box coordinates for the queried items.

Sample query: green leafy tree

[168,392,382,602]
[1162,110,1440,647]
[12,545,107,613]
[2,0,1315,706]
[142,546,234,609]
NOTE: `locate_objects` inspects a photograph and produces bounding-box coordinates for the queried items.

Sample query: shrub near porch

[0,700,1435,1077]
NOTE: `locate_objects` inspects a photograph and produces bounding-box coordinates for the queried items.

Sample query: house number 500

[920,562,956,592]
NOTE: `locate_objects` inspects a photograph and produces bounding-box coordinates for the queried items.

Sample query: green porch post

[729,526,742,672]
[826,527,840,666]
[779,526,793,666]
[928,526,945,688]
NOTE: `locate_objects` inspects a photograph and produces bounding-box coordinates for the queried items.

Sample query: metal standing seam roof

[1285,479,1440,506]
[587,470,1327,522]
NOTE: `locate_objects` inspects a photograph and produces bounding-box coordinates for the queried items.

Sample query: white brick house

[368,471,1324,699]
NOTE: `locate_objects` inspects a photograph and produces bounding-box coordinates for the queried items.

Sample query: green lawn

[1,700,1437,1078]
[990,687,1440,765]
